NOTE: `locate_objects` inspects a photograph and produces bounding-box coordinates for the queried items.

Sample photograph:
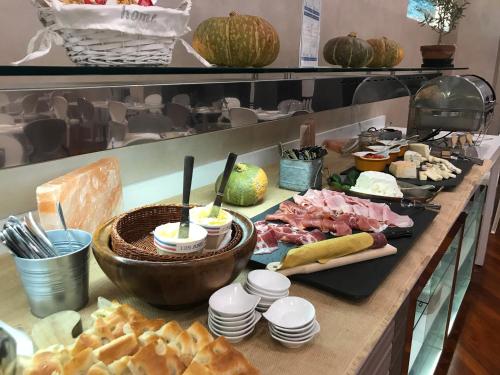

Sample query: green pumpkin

[215,163,268,206]
[192,12,280,67]
[323,32,374,68]
[367,37,404,68]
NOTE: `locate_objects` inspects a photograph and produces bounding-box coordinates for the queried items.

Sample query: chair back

[165,102,191,130]
[109,101,128,124]
[145,94,163,106]
[0,92,10,109]
[21,94,39,114]
[291,110,311,117]
[107,121,128,144]
[128,112,174,134]
[76,98,95,121]
[24,119,67,162]
[229,107,258,127]
[0,134,24,167]
[52,96,69,120]
[224,97,241,109]
[278,99,303,114]
[0,113,15,125]
[171,94,190,107]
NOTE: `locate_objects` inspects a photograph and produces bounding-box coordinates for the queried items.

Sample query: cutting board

[275,244,397,276]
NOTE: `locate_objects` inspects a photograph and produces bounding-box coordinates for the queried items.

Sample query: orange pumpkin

[367,37,404,68]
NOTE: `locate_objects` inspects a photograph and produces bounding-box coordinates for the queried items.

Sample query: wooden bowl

[397,145,408,158]
[354,155,390,172]
[92,210,256,310]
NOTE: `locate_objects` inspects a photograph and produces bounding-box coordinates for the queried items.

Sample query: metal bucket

[279,158,323,192]
[13,229,91,318]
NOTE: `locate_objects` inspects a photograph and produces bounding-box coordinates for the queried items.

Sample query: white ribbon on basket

[12,25,63,65]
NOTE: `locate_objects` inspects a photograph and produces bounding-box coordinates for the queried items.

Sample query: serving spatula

[179,156,195,239]
[209,153,237,218]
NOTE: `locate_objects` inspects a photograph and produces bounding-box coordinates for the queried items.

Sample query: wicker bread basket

[29,0,192,66]
[111,205,243,262]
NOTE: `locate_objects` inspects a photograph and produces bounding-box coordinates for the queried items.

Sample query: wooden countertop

[0,154,492,374]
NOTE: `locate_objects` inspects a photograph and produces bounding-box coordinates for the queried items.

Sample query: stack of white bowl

[264,296,320,348]
[244,270,291,312]
[208,283,262,343]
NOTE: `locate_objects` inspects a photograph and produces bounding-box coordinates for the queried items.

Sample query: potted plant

[417,0,470,66]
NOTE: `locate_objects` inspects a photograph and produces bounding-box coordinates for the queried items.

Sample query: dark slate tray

[249,197,438,300]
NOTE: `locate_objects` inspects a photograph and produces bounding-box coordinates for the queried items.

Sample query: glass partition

[0,73,439,169]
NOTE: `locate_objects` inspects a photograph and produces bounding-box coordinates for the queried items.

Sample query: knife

[179,156,195,239]
[209,153,238,218]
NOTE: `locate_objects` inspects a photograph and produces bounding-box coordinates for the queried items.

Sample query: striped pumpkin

[323,32,374,68]
[215,163,268,206]
[367,37,404,68]
[192,12,280,67]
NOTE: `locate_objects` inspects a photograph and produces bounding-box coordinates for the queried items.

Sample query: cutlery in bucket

[209,153,238,218]
[179,156,195,239]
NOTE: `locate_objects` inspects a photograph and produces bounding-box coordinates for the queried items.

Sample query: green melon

[192,12,280,67]
[215,163,268,206]
[323,32,374,68]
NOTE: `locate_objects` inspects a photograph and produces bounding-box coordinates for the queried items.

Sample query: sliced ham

[254,221,279,255]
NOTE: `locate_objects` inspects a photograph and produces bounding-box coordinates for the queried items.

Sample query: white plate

[269,320,319,340]
[244,283,289,299]
[247,270,291,294]
[208,324,255,344]
[208,318,256,337]
[270,323,319,348]
[209,283,260,317]
[263,297,316,329]
[208,307,254,322]
[209,311,261,332]
[270,318,315,334]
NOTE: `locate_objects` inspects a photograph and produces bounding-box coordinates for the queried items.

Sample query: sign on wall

[299,0,322,67]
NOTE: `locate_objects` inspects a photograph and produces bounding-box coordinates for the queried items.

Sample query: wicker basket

[111,205,243,262]
[30,0,191,66]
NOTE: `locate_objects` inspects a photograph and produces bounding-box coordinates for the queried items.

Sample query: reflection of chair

[229,107,258,127]
[0,113,15,125]
[109,101,128,124]
[0,134,24,168]
[23,119,68,163]
[145,94,163,114]
[107,121,128,148]
[224,97,241,109]
[278,99,303,114]
[165,102,191,130]
[0,92,9,111]
[171,94,190,108]
[128,112,174,134]
[77,98,100,141]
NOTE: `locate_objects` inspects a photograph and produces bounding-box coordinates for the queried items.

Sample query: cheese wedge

[389,161,417,179]
[404,151,425,167]
[409,143,431,159]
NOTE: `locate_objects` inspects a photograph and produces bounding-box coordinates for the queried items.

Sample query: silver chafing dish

[408,75,496,137]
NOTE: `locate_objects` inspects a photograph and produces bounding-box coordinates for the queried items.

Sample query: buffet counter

[0,154,492,374]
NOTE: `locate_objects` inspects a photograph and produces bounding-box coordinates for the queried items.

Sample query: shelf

[0,65,469,76]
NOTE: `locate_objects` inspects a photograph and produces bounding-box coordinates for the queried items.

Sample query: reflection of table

[91,101,164,112]
[192,107,223,132]
[255,110,292,122]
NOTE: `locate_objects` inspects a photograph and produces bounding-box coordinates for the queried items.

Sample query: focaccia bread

[23,300,259,375]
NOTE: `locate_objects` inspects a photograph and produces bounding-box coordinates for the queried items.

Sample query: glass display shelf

[0,65,469,76]
[409,226,460,375]
[449,249,475,333]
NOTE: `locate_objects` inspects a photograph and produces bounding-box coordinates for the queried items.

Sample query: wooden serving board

[276,244,397,277]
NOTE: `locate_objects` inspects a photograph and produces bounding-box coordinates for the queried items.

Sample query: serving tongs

[209,153,238,218]
[401,198,441,211]
[179,156,194,239]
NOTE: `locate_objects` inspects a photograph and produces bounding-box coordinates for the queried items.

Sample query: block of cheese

[404,151,424,167]
[408,143,430,159]
[36,158,122,233]
[389,161,417,179]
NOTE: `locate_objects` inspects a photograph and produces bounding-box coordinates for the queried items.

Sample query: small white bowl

[263,297,315,329]
[190,206,233,250]
[244,283,289,299]
[270,321,320,348]
[208,324,255,344]
[153,222,207,255]
[209,311,261,332]
[209,310,255,327]
[208,319,255,337]
[269,321,317,339]
[247,270,291,294]
[271,319,315,334]
[209,283,260,317]
[208,307,254,322]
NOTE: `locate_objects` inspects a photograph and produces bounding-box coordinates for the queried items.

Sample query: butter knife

[179,156,194,239]
[209,153,237,218]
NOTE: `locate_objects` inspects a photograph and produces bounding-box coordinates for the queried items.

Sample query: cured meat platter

[250,190,438,299]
